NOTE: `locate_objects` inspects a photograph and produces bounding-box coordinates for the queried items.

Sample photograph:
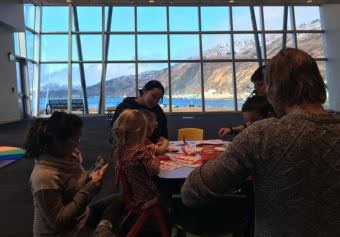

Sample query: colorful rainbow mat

[0,146,25,161]
[0,146,25,169]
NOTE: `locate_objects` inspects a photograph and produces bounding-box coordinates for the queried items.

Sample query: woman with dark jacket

[111,80,168,144]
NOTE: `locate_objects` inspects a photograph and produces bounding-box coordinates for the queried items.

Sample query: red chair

[116,165,170,237]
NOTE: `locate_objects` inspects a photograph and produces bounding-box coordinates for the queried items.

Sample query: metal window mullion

[282,5,288,49]
[34,4,42,116]
[67,4,72,113]
[229,7,237,111]
[290,6,298,48]
[260,6,267,63]
[135,6,138,97]
[250,6,262,67]
[73,6,89,114]
[166,6,172,112]
[19,59,29,118]
[98,6,109,114]
[41,58,264,63]
[198,6,205,112]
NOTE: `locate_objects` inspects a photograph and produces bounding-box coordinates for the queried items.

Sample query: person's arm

[218,124,246,138]
[142,151,160,176]
[155,137,169,155]
[33,178,102,231]
[181,129,255,207]
[157,107,168,139]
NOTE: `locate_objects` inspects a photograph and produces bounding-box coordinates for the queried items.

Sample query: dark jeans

[87,194,125,230]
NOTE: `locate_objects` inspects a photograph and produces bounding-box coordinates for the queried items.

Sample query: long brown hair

[24,111,83,159]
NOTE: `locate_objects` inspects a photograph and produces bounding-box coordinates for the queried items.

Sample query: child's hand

[147,144,157,156]
[98,163,109,176]
[90,164,108,189]
[94,155,105,169]
[157,137,169,148]
[218,128,232,138]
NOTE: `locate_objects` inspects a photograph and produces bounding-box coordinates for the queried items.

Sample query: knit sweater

[30,149,99,237]
[115,144,160,209]
[181,109,340,237]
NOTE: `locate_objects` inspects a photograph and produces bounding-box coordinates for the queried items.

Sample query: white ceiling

[22,0,340,6]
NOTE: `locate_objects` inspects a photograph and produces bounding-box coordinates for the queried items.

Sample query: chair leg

[126,211,152,237]
[232,231,244,237]
[153,207,170,237]
[175,226,186,237]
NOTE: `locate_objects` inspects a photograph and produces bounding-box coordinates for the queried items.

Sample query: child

[25,112,107,237]
[219,95,274,137]
[112,109,161,209]
[141,109,169,155]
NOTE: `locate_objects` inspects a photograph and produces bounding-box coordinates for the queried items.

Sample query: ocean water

[40,97,244,111]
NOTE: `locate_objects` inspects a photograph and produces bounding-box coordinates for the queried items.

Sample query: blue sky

[24,5,321,87]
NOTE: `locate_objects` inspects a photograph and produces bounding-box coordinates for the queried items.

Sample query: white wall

[321,5,340,111]
[0,26,20,124]
[0,0,24,31]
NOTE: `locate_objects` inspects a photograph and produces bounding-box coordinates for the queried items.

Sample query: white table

[158,140,230,179]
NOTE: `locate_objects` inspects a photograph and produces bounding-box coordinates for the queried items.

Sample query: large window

[19,5,327,114]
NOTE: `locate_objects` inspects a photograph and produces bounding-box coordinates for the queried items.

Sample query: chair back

[178,128,204,141]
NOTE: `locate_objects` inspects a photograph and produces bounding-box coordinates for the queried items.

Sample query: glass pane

[287,7,293,30]
[297,33,324,58]
[27,62,37,109]
[71,64,83,101]
[259,34,266,60]
[109,35,135,61]
[40,64,68,112]
[317,61,326,80]
[24,4,35,30]
[15,62,23,114]
[170,34,199,60]
[169,7,198,31]
[235,62,259,109]
[254,6,261,30]
[203,63,234,111]
[287,33,295,48]
[14,33,20,56]
[41,35,68,61]
[202,34,231,59]
[138,35,167,60]
[295,6,321,30]
[73,35,102,61]
[42,7,68,32]
[106,63,136,109]
[234,34,257,59]
[31,63,38,114]
[138,63,169,112]
[232,7,252,31]
[317,61,329,108]
[137,7,166,31]
[74,7,102,32]
[109,7,134,32]
[84,63,102,113]
[263,7,284,30]
[171,63,202,112]
[266,34,283,59]
[26,31,35,60]
[201,7,229,31]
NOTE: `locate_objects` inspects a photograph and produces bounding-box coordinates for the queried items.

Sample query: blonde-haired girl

[112,109,161,209]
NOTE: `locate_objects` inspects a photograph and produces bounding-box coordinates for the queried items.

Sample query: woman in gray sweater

[25,112,106,237]
[181,48,340,237]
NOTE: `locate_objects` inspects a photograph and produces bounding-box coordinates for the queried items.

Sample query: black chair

[171,194,248,237]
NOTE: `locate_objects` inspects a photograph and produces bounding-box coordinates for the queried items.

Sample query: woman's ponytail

[24,119,50,159]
